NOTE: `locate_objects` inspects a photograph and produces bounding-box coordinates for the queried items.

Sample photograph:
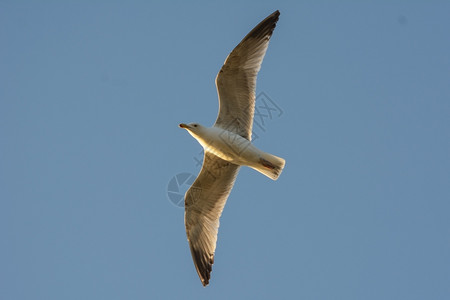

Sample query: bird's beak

[179,123,188,129]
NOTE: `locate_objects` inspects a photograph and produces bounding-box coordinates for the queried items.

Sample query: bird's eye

[194,124,198,127]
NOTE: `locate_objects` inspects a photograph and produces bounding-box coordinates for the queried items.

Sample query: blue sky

[1,1,449,299]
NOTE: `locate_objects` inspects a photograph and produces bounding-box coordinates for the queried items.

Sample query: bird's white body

[188,126,257,164]
[185,124,285,180]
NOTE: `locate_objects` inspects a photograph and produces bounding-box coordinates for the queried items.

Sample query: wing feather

[214,10,280,139]
[184,152,240,286]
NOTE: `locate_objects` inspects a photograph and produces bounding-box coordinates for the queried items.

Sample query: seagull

[179,10,284,286]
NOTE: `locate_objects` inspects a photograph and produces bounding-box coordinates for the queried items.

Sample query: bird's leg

[260,157,276,169]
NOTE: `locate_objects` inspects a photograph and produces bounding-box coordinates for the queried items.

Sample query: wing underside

[214,10,280,140]
[184,152,240,286]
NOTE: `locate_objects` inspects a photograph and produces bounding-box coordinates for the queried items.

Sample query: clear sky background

[1,1,449,299]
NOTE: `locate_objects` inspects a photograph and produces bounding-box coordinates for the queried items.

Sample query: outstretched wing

[184,152,240,286]
[214,10,280,140]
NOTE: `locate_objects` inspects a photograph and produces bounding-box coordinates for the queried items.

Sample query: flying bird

[179,10,284,286]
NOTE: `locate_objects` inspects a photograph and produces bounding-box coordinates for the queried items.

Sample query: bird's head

[179,123,204,136]
[179,122,201,130]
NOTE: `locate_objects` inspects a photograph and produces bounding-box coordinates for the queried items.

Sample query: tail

[251,152,286,181]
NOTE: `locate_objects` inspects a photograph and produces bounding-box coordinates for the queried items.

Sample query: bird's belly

[201,130,259,165]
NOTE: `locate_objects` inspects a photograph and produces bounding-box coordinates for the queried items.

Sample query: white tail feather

[250,152,285,180]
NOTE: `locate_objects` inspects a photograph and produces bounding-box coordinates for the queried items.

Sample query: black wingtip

[202,279,209,287]
[243,10,280,42]
[189,244,214,287]
[264,10,280,24]
[269,10,280,21]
